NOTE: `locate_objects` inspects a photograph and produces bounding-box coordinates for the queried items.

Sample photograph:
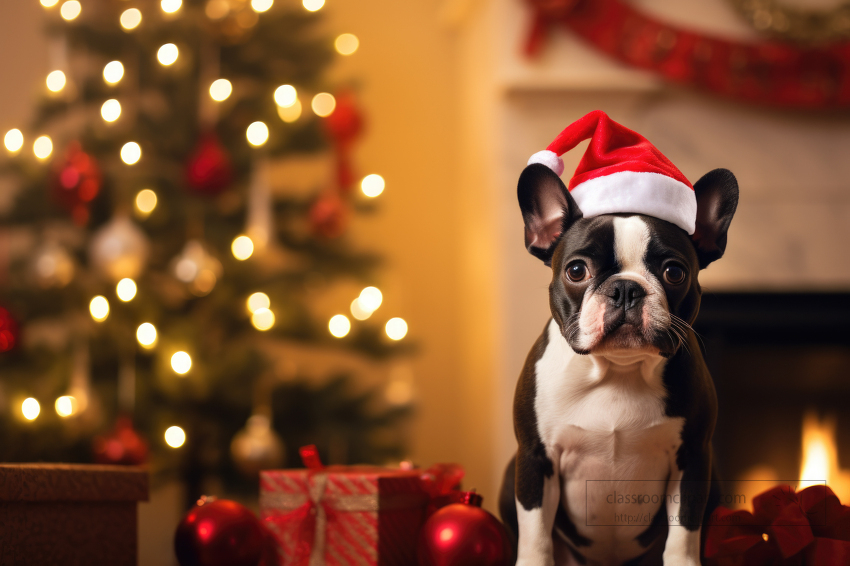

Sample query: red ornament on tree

[50,142,102,226]
[92,416,149,465]
[309,192,349,239]
[323,90,364,192]
[174,497,270,566]
[0,307,19,353]
[185,132,234,196]
[418,492,513,566]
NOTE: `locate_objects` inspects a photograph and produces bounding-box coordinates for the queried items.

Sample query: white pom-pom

[527,150,564,177]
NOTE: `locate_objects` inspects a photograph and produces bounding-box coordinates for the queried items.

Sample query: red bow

[704,485,850,565]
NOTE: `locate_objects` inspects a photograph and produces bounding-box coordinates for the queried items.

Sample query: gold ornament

[726,0,850,44]
[170,240,223,297]
[204,0,260,44]
[230,414,285,476]
[33,242,75,288]
[89,216,149,282]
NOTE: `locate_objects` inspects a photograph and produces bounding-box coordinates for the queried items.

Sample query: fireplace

[694,293,850,506]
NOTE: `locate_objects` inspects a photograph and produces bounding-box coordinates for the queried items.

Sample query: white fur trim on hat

[570,171,697,234]
[527,150,565,177]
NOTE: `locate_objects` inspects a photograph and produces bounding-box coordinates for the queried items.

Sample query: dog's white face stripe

[613,216,650,274]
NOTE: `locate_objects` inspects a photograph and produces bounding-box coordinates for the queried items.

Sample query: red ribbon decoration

[524,0,850,108]
[704,485,850,565]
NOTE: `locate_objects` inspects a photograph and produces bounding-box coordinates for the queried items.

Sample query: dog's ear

[692,168,739,269]
[517,164,582,266]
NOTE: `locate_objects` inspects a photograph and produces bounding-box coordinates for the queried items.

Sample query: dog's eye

[566,261,591,282]
[663,264,686,285]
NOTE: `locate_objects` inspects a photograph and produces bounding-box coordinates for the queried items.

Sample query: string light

[361,174,385,197]
[55,396,78,417]
[157,43,179,66]
[22,398,40,421]
[135,189,157,216]
[103,61,124,84]
[41,0,59,7]
[335,34,359,55]
[4,129,23,153]
[350,298,371,321]
[164,425,186,448]
[311,93,336,117]
[251,308,275,331]
[121,142,141,165]
[209,79,232,102]
[358,286,383,312]
[89,295,109,321]
[231,235,254,260]
[33,136,53,160]
[101,99,121,122]
[46,70,66,93]
[247,292,270,313]
[277,99,302,123]
[60,0,81,21]
[274,85,297,107]
[386,317,408,340]
[120,8,142,30]
[116,278,137,301]
[328,314,351,338]
[171,351,191,374]
[302,0,324,11]
[246,121,269,146]
[161,0,182,14]
[136,323,157,348]
[251,0,273,12]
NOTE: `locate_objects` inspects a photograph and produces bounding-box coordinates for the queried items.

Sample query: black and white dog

[499,163,739,566]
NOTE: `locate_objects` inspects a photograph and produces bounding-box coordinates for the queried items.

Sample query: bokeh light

[60,0,81,20]
[46,70,66,93]
[361,174,385,198]
[335,34,359,55]
[116,278,137,302]
[385,317,408,340]
[302,0,324,11]
[329,314,351,338]
[33,136,53,160]
[157,43,179,66]
[4,129,23,153]
[251,0,273,12]
[246,121,269,146]
[350,298,371,321]
[358,286,383,312]
[311,93,336,117]
[209,79,232,102]
[165,425,186,447]
[136,323,157,348]
[103,61,125,84]
[171,351,191,374]
[22,398,40,421]
[101,99,122,122]
[135,189,157,216]
[41,0,60,7]
[161,0,182,13]
[251,308,275,331]
[89,296,109,321]
[277,99,302,123]
[231,235,254,260]
[55,396,78,417]
[120,8,142,30]
[247,292,270,313]
[121,142,141,164]
[274,85,297,107]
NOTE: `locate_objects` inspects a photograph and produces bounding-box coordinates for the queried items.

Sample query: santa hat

[527,110,697,234]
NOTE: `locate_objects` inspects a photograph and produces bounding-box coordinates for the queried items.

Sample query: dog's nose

[610,280,646,311]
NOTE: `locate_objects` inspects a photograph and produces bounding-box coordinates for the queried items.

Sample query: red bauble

[0,307,18,353]
[185,133,233,196]
[309,193,349,239]
[418,493,513,566]
[174,497,268,566]
[323,91,364,191]
[92,416,149,465]
[51,142,102,226]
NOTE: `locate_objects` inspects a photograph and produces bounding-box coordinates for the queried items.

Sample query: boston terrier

[498,111,739,566]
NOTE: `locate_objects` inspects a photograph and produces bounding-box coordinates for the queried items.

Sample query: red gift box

[260,447,462,566]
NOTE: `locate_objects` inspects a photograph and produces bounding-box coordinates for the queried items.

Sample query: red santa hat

[527,110,697,234]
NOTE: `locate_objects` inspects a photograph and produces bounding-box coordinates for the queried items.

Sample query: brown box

[0,464,149,566]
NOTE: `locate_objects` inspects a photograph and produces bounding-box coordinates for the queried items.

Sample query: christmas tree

[0,0,411,502]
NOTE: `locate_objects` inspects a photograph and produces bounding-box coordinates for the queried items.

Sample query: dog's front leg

[515,445,560,566]
[662,447,710,566]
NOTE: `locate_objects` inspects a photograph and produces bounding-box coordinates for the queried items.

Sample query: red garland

[704,484,850,565]
[525,0,850,108]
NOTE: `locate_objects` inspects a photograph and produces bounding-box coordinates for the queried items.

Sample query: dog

[498,112,739,566]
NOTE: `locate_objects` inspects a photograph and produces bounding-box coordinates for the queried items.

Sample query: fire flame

[798,411,850,503]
